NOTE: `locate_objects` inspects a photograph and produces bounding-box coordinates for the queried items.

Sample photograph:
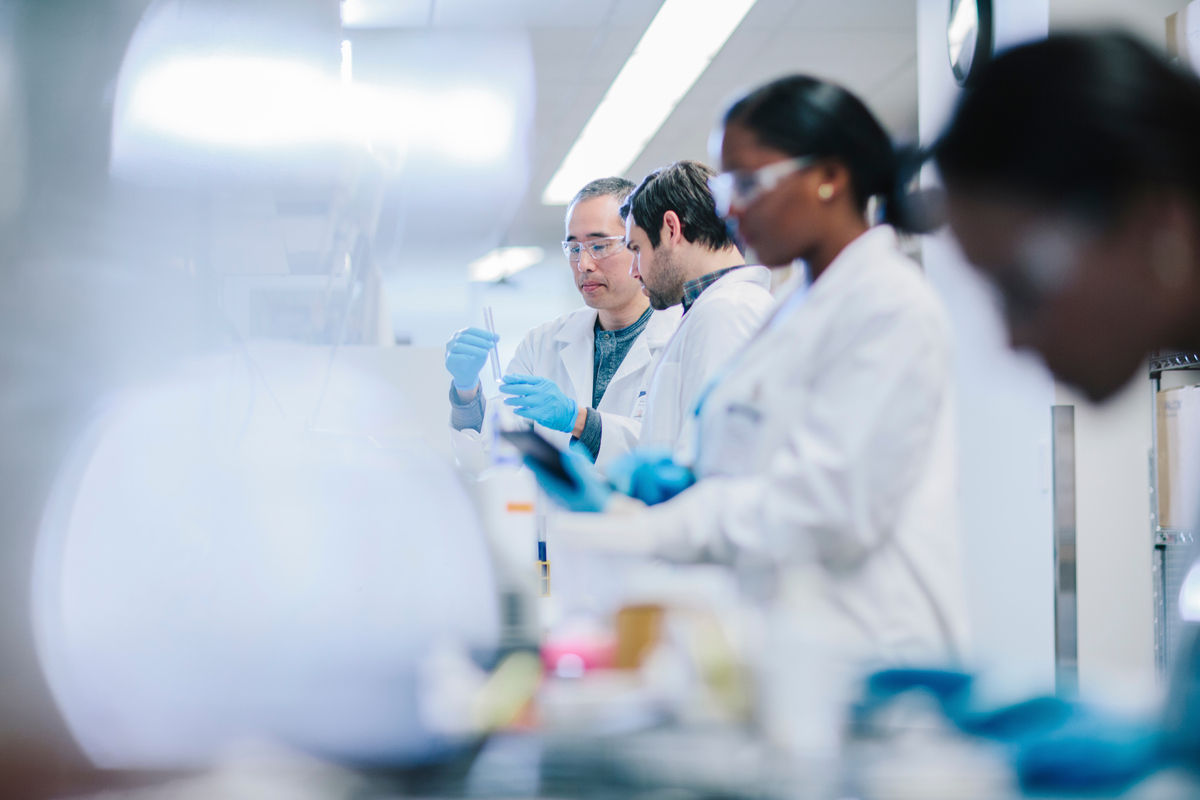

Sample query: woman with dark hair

[713,75,925,270]
[934,31,1200,402]
[533,74,969,685]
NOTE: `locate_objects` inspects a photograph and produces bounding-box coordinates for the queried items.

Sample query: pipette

[483,306,502,384]
[536,512,551,597]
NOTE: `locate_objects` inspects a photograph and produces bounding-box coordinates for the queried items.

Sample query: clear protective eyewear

[708,156,816,217]
[561,235,627,265]
[992,222,1086,322]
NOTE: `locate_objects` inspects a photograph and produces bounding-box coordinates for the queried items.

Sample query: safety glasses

[561,236,628,265]
[707,156,816,217]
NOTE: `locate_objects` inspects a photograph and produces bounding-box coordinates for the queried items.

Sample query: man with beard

[622,161,775,451]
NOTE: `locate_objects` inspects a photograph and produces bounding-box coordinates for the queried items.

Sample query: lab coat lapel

[556,309,596,406]
[605,333,650,402]
[602,309,675,409]
[762,226,895,345]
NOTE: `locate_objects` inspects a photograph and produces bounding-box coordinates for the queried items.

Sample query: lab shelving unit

[1149,350,1200,672]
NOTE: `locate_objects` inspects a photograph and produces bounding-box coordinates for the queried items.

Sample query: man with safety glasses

[445,177,680,468]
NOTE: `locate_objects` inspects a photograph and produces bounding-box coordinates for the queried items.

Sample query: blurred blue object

[1015,718,1163,795]
[524,441,612,513]
[607,449,695,506]
[955,695,1077,741]
[855,667,1169,794]
[856,667,974,719]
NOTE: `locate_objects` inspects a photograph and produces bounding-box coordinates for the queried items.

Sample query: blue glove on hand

[608,448,695,505]
[445,327,498,392]
[499,374,579,432]
[854,668,1167,795]
[525,441,612,512]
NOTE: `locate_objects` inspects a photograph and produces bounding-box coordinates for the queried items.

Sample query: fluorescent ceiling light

[126,56,343,148]
[341,0,432,29]
[541,0,758,205]
[468,246,544,282]
[122,54,514,162]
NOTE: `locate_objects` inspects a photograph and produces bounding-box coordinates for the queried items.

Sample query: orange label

[505,501,535,513]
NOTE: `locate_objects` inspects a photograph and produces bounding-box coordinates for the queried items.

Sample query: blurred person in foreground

[445,178,679,471]
[527,74,969,740]
[932,31,1200,784]
[620,160,775,453]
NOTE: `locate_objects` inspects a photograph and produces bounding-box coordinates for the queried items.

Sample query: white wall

[917,0,1057,683]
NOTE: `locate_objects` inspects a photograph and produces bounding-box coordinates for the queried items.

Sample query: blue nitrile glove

[853,668,975,727]
[855,668,1170,795]
[500,374,579,432]
[445,327,498,392]
[607,448,696,505]
[1015,718,1164,794]
[856,668,1077,744]
[525,441,613,512]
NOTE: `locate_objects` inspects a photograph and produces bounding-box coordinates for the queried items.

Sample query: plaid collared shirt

[681,265,746,314]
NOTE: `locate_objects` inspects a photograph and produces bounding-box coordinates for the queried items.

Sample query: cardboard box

[1156,385,1200,529]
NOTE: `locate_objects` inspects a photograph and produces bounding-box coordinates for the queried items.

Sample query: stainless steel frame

[1051,405,1078,694]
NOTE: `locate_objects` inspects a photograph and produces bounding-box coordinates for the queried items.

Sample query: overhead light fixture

[541,0,758,205]
[121,53,514,163]
[340,0,432,29]
[125,55,343,148]
[468,246,544,282]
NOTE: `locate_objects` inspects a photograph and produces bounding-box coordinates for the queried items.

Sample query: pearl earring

[817,184,834,201]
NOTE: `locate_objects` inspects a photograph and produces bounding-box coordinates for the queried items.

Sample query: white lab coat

[637,265,776,453]
[451,305,682,473]
[557,227,968,666]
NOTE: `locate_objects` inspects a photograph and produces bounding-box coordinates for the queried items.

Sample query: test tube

[483,306,502,384]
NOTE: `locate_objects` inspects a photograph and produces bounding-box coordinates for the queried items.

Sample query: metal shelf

[1157,527,1195,546]
[1150,351,1200,374]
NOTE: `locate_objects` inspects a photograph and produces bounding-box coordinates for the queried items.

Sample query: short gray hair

[567,177,636,211]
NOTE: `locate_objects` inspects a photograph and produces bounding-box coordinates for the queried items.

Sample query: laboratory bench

[39,726,1200,800]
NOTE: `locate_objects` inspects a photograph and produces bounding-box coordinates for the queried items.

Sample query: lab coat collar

[555,307,599,405]
[643,306,682,347]
[762,226,898,333]
[551,306,665,409]
[554,306,599,344]
[804,225,898,302]
[603,307,680,401]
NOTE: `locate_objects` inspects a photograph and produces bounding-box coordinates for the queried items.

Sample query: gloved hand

[608,448,695,505]
[445,327,498,392]
[854,667,1168,795]
[525,441,613,513]
[1015,717,1163,794]
[855,668,1073,743]
[499,374,579,432]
